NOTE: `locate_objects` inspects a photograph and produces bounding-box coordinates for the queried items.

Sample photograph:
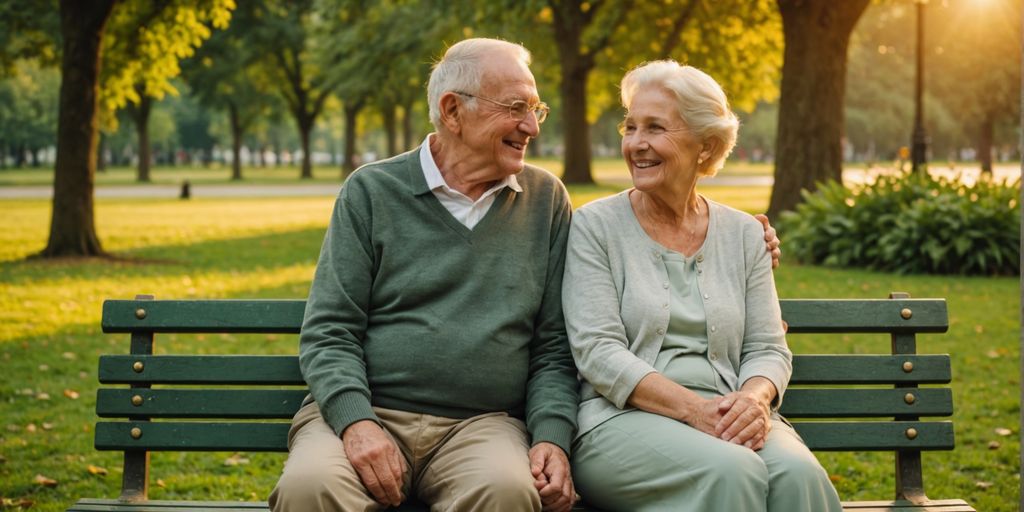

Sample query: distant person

[562,60,839,511]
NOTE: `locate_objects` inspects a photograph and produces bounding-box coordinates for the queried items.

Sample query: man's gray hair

[427,38,532,128]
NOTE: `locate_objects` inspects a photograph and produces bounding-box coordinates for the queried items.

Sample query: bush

[778,172,1020,275]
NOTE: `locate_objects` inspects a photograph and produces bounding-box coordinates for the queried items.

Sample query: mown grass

[0,187,1018,511]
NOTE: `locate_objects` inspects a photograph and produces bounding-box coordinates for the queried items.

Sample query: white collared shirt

[419,134,522,229]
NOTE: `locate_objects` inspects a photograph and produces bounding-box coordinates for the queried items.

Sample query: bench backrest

[97,294,950,502]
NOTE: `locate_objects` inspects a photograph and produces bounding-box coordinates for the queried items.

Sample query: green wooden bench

[68,293,975,512]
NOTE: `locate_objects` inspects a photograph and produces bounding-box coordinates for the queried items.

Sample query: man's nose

[518,111,541,137]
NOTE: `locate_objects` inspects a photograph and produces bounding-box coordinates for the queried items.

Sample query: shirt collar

[419,133,523,196]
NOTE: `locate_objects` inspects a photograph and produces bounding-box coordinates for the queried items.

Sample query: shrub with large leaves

[778,172,1020,275]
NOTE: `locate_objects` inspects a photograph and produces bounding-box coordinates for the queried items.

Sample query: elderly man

[270,38,579,512]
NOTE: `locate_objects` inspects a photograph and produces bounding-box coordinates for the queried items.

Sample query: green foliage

[779,173,1021,275]
[0,60,59,157]
[99,0,235,117]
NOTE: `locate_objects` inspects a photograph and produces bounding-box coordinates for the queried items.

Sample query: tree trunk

[343,101,363,177]
[298,114,313,179]
[39,0,116,258]
[401,101,414,151]
[382,103,397,157]
[30,147,40,167]
[978,113,994,175]
[767,0,869,218]
[229,102,244,180]
[553,6,595,185]
[15,142,26,167]
[132,92,152,182]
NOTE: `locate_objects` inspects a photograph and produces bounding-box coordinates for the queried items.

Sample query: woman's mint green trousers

[572,410,842,512]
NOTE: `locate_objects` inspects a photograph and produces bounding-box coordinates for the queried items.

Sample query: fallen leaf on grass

[995,427,1012,436]
[0,497,35,508]
[63,389,80,400]
[61,351,77,360]
[35,392,50,401]
[24,424,36,433]
[975,481,993,490]
[87,464,108,476]
[988,441,1000,450]
[828,474,842,484]
[223,453,250,466]
[37,364,48,372]
[33,474,57,487]
[41,423,54,431]
[155,479,166,488]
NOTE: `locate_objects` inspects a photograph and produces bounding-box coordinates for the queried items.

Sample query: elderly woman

[562,61,842,511]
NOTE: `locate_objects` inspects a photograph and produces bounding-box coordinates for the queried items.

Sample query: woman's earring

[697,157,705,165]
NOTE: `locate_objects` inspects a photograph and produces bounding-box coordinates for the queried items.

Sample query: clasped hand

[688,392,771,451]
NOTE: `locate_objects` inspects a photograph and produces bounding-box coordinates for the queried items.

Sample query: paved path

[0,166,1016,199]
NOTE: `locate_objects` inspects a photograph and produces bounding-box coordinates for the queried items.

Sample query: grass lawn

[0,188,1018,511]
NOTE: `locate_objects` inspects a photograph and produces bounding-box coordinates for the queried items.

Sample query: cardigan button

[662,282,669,289]
[703,293,710,299]
[656,328,665,335]
[710,325,717,333]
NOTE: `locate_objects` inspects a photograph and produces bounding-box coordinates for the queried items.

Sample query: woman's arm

[627,372,725,436]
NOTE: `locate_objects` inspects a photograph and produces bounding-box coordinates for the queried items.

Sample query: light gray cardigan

[562,191,792,438]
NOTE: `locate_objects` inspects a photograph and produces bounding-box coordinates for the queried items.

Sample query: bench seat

[69,294,974,512]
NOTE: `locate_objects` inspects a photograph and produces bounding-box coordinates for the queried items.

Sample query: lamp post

[911,0,930,174]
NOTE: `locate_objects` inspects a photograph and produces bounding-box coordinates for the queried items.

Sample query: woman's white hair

[621,60,739,177]
[427,38,532,128]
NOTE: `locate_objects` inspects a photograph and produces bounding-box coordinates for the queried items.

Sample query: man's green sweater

[299,149,579,454]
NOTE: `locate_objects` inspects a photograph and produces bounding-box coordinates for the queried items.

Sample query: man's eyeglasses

[454,91,550,124]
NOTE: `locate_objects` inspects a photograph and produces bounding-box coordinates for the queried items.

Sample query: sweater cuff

[319,390,379,437]
[530,417,576,457]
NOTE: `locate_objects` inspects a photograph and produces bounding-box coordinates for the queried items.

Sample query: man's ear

[438,92,462,135]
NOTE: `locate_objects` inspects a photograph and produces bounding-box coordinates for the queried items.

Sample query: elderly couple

[269,38,842,512]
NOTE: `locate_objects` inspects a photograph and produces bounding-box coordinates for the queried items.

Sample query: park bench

[68,293,975,512]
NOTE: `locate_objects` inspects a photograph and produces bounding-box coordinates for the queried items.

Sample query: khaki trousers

[269,402,542,512]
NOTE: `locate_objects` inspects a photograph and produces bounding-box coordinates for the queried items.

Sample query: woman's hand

[714,390,771,450]
[714,377,777,450]
[685,395,728,437]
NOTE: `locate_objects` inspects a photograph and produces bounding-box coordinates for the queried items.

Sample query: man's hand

[754,214,781,269]
[529,442,575,512]
[714,390,772,451]
[341,420,407,506]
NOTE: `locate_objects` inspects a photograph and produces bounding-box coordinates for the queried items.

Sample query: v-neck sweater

[299,149,579,454]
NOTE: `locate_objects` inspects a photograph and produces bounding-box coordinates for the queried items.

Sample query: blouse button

[662,282,669,289]
[710,325,717,333]
[696,254,704,263]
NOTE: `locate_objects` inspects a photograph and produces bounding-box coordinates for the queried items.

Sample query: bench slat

[95,422,290,452]
[102,300,306,333]
[780,299,947,333]
[793,421,954,451]
[790,355,951,384]
[99,355,303,384]
[98,354,952,386]
[97,389,308,419]
[102,299,947,334]
[781,388,953,418]
[840,499,975,511]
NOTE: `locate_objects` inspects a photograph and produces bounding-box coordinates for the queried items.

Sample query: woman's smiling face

[621,87,706,195]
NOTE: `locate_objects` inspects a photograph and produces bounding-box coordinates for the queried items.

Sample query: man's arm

[299,178,407,506]
[525,186,580,510]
